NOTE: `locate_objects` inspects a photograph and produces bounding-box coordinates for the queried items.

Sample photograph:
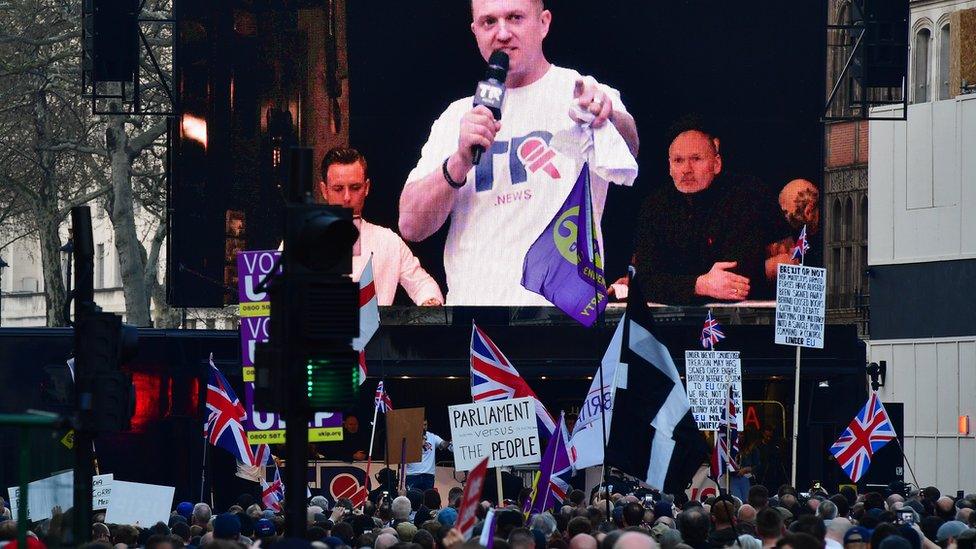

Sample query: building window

[96,244,105,289]
[843,197,854,241]
[913,28,931,103]
[939,24,951,100]
[831,199,842,241]
[858,195,868,241]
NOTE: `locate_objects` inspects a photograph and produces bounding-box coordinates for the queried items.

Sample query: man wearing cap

[399,0,639,306]
[938,521,969,547]
[213,512,249,544]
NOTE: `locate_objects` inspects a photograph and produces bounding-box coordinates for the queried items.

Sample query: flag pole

[597,350,612,519]
[363,397,380,507]
[893,437,920,488]
[201,429,209,503]
[724,382,731,495]
[790,249,806,489]
[495,468,504,507]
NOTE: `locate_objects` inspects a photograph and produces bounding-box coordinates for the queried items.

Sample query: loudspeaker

[91,0,139,81]
[852,0,909,88]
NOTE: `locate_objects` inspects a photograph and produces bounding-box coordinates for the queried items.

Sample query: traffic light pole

[284,407,310,536]
[71,207,97,545]
[256,148,361,538]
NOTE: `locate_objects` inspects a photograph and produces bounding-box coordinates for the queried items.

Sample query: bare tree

[0,0,111,326]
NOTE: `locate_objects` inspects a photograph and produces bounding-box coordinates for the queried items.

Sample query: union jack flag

[700,310,725,349]
[829,392,896,483]
[374,381,393,413]
[710,385,739,479]
[206,355,271,466]
[261,464,284,512]
[791,225,810,261]
[470,323,557,439]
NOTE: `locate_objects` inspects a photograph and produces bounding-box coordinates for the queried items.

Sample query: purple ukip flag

[521,163,607,327]
[529,412,573,514]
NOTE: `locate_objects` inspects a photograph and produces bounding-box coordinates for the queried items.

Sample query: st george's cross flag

[470,323,557,440]
[352,255,380,384]
[205,354,272,467]
[522,163,608,327]
[829,392,897,483]
[605,269,710,494]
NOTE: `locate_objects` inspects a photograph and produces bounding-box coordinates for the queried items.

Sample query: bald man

[613,532,659,549]
[570,534,599,549]
[778,178,820,234]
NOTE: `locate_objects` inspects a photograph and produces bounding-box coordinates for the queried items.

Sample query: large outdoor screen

[172,0,825,311]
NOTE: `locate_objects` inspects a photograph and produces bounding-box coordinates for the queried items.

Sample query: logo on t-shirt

[475,131,562,192]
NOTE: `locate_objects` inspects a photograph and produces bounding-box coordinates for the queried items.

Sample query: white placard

[448,397,541,472]
[104,481,175,527]
[92,474,113,510]
[8,472,115,521]
[684,350,743,431]
[774,264,826,348]
[7,470,73,522]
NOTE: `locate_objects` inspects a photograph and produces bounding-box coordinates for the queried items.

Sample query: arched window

[913,28,931,103]
[843,197,854,241]
[939,24,951,99]
[859,195,868,241]
[832,199,843,242]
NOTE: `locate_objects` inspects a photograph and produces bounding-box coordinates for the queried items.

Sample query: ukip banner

[521,163,607,327]
[238,250,343,443]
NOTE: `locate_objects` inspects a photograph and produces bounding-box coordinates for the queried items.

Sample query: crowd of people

[4,479,976,549]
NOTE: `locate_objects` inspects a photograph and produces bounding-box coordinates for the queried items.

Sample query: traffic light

[253,148,360,413]
[75,312,139,432]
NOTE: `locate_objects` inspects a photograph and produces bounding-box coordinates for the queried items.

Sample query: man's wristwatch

[442,157,466,189]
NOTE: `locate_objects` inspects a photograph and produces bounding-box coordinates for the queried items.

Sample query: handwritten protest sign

[7,472,113,521]
[774,264,826,348]
[685,351,743,431]
[449,397,540,471]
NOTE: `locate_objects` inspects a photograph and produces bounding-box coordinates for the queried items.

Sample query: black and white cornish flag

[605,269,709,494]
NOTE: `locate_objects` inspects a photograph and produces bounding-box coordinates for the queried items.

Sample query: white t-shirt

[405,65,632,305]
[405,431,444,476]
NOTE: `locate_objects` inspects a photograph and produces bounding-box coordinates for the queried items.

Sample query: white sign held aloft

[104,481,175,527]
[774,264,826,348]
[684,350,743,431]
[448,397,541,472]
[7,472,114,522]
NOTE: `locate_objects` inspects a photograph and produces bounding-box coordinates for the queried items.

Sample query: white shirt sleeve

[395,235,444,305]
[405,100,467,185]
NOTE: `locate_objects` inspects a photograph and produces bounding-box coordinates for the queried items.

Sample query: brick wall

[826,121,869,168]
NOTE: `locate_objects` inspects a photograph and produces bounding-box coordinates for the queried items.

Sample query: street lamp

[0,255,7,327]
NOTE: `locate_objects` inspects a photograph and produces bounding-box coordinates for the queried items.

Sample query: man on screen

[319,147,444,306]
[398,0,639,305]
[633,117,791,305]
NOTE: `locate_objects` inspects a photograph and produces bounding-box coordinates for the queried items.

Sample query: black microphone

[471,50,509,165]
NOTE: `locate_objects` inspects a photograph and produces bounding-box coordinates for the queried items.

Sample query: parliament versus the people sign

[448,397,541,472]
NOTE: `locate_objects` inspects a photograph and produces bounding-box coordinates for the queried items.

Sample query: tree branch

[56,184,113,218]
